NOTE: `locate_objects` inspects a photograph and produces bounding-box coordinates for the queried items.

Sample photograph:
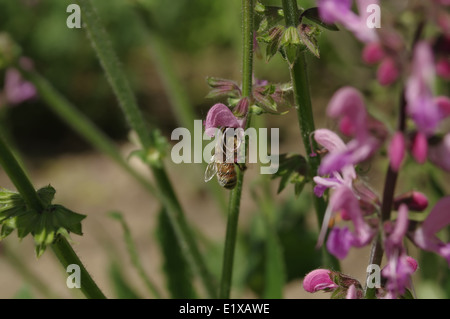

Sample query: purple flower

[377,57,399,86]
[406,42,448,136]
[411,132,428,164]
[346,284,358,299]
[318,0,379,43]
[3,68,36,106]
[412,196,450,266]
[313,129,356,196]
[382,204,416,297]
[316,87,382,176]
[204,103,245,137]
[325,186,376,259]
[303,269,338,293]
[393,191,429,212]
[388,131,405,172]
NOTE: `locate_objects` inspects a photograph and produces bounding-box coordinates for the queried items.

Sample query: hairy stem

[219,0,254,299]
[51,236,106,299]
[281,0,339,270]
[78,0,216,298]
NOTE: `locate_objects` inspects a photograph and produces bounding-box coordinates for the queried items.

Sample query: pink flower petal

[377,57,399,86]
[303,269,338,293]
[421,197,450,237]
[388,132,405,171]
[327,87,368,140]
[362,42,385,64]
[411,132,428,164]
[204,103,241,137]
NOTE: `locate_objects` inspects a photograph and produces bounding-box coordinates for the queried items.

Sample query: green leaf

[298,25,320,58]
[156,208,197,299]
[300,7,339,31]
[109,262,141,299]
[36,185,56,207]
[255,3,284,33]
[271,153,308,195]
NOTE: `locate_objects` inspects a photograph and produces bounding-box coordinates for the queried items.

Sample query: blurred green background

[0,0,449,299]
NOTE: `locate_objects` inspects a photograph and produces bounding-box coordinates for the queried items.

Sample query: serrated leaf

[37,186,56,206]
[301,7,339,31]
[0,187,86,256]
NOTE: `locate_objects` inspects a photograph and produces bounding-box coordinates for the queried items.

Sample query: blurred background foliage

[0,0,449,299]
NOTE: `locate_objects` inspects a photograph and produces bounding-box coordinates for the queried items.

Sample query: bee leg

[236,163,247,172]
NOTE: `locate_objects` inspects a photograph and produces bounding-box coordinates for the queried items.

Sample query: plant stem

[0,135,43,212]
[219,0,254,299]
[130,5,228,213]
[78,0,217,298]
[365,91,406,298]
[281,0,339,270]
[51,236,106,299]
[0,134,106,299]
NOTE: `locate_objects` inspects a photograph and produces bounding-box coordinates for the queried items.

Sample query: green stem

[0,134,105,299]
[19,69,156,196]
[0,135,43,212]
[219,0,254,299]
[132,7,228,214]
[51,236,106,299]
[281,0,340,270]
[78,0,216,298]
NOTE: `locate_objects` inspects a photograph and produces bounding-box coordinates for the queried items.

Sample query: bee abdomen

[217,163,237,189]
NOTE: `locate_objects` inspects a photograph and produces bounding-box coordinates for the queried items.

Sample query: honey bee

[204,128,246,189]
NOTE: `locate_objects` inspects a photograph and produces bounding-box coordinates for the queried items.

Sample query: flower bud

[303,269,338,293]
[362,42,385,64]
[394,191,429,212]
[377,57,399,86]
[406,256,418,273]
[388,132,405,172]
[411,132,428,164]
[205,77,241,99]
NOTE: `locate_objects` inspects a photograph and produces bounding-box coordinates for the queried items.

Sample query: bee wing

[204,155,218,182]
